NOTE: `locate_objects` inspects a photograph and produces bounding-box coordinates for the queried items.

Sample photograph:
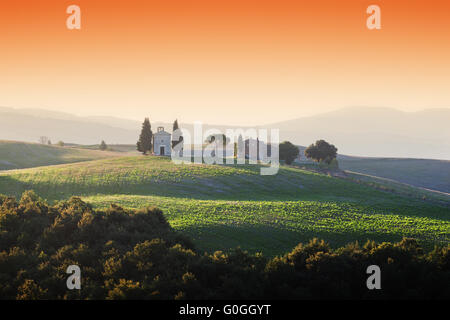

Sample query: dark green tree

[99,140,107,151]
[279,141,299,165]
[172,119,183,148]
[304,140,337,164]
[136,118,153,155]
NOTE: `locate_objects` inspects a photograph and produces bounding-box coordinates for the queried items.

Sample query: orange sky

[1,0,449,125]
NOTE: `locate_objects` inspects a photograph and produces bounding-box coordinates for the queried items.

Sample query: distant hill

[1,106,449,159]
[0,140,119,170]
[0,107,242,145]
[66,143,139,153]
[0,107,139,145]
[295,144,450,193]
[338,157,450,193]
[269,107,450,160]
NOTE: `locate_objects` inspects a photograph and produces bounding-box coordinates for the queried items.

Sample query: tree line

[37,137,109,151]
[136,118,338,166]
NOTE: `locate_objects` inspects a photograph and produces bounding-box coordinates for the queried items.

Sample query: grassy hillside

[0,156,448,256]
[0,140,119,170]
[339,157,450,193]
[342,171,450,205]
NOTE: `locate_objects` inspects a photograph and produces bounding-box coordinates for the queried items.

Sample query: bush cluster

[0,191,448,299]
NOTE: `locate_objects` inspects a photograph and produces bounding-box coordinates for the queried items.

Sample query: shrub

[279,141,300,165]
[305,140,338,164]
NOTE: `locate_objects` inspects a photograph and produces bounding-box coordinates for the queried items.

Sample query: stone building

[153,126,171,156]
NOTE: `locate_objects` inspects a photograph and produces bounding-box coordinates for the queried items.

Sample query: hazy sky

[1,0,449,125]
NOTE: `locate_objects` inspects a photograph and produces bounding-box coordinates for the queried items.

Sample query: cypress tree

[172,119,183,148]
[137,118,153,155]
[99,140,107,151]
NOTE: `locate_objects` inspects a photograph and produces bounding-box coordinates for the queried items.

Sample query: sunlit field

[0,156,449,255]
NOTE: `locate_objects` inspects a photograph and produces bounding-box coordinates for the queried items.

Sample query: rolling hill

[0,107,139,145]
[338,157,450,193]
[0,155,448,256]
[0,140,119,170]
[295,145,450,193]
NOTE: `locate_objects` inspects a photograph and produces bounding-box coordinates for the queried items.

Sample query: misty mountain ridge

[0,106,449,159]
[267,107,450,159]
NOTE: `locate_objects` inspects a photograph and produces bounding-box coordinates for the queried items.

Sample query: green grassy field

[0,155,448,256]
[0,140,119,170]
